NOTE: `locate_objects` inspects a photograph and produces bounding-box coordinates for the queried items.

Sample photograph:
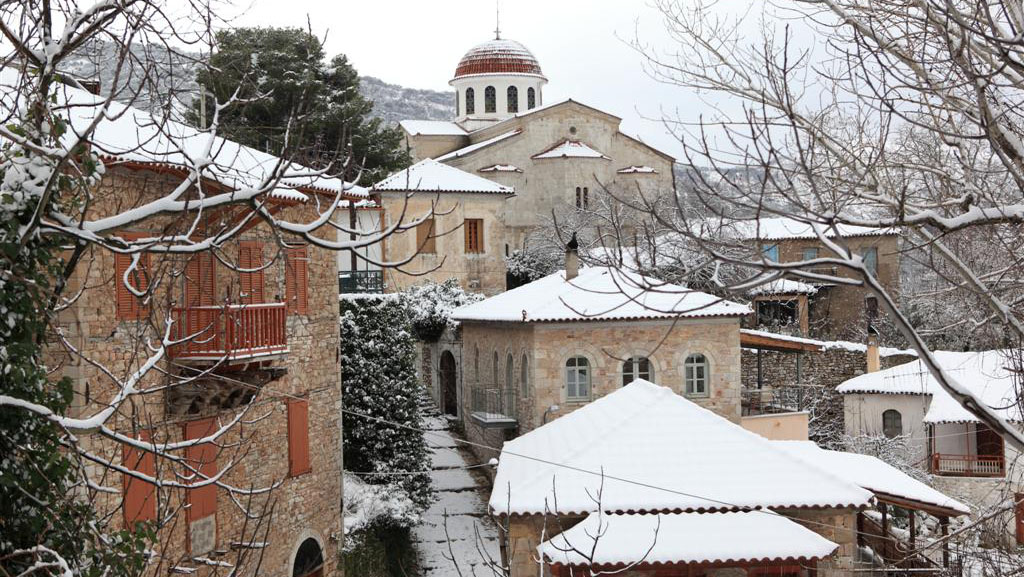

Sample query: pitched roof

[399,120,467,137]
[489,380,873,516]
[772,441,969,516]
[435,129,522,162]
[372,159,514,195]
[748,279,818,296]
[451,267,750,324]
[836,350,1023,424]
[538,511,839,568]
[729,217,898,241]
[532,139,611,160]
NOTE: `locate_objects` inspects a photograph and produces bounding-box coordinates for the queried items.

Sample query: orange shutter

[122,430,156,528]
[464,219,483,253]
[287,399,311,477]
[238,241,265,304]
[285,246,309,315]
[1016,493,1024,545]
[114,245,151,320]
[183,418,218,521]
[416,219,436,254]
[185,252,216,307]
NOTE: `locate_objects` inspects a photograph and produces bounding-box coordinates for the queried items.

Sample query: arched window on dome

[485,86,496,113]
[527,87,536,110]
[507,86,518,113]
[465,88,475,115]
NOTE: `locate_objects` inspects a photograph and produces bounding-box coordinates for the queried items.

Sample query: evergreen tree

[191,27,409,183]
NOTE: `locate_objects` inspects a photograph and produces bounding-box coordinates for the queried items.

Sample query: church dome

[454,38,544,79]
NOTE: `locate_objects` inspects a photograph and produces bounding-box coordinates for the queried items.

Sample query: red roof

[454,38,544,78]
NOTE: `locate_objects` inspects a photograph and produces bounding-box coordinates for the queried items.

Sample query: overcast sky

[229,0,709,159]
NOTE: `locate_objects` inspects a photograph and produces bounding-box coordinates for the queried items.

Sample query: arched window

[684,354,709,396]
[507,86,519,113]
[527,87,536,109]
[883,409,903,438]
[465,88,475,115]
[492,351,500,385]
[505,353,514,389]
[520,354,529,397]
[485,86,496,113]
[575,186,589,209]
[565,357,591,401]
[293,538,324,577]
[622,357,653,386]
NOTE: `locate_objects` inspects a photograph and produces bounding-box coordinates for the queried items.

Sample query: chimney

[565,232,579,281]
[866,326,881,373]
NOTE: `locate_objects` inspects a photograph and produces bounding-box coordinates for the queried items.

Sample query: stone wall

[741,346,916,391]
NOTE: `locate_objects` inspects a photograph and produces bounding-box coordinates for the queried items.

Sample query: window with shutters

[122,430,156,528]
[185,252,216,307]
[238,241,265,304]
[416,219,436,254]
[114,241,151,320]
[287,399,311,477]
[464,219,484,253]
[285,245,309,315]
[183,418,218,522]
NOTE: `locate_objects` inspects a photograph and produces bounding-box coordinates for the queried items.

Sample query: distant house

[492,381,968,577]
[838,350,1024,544]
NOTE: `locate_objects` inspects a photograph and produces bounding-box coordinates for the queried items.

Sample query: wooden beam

[940,516,949,568]
[740,331,823,353]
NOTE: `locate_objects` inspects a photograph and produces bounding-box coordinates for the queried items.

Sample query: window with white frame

[622,356,653,386]
[684,354,709,396]
[565,356,591,401]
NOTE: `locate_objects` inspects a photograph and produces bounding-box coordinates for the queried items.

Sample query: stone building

[47,80,348,577]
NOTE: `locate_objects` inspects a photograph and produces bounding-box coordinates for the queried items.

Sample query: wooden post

[856,512,865,548]
[798,294,809,335]
[940,516,949,568]
[880,503,889,558]
[909,508,916,551]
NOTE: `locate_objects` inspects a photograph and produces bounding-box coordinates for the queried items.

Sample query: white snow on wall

[373,159,513,194]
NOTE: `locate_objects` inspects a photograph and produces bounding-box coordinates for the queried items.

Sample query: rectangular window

[238,241,265,304]
[464,219,484,254]
[122,430,156,528]
[288,399,311,477]
[416,219,436,254]
[762,244,780,262]
[183,418,218,522]
[285,245,309,315]
[802,247,818,261]
[114,237,151,320]
[862,247,878,275]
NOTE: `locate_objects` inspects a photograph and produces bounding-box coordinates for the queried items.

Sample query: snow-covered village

[3,0,1024,576]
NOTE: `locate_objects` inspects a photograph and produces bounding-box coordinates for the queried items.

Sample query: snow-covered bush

[342,473,419,549]
[402,279,483,342]
[505,248,561,288]
[340,295,432,523]
[844,433,931,484]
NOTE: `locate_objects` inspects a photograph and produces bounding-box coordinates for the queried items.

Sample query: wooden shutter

[285,246,309,315]
[185,252,217,307]
[238,241,265,304]
[122,430,156,527]
[183,418,218,521]
[416,219,436,254]
[1016,493,1024,545]
[114,247,151,320]
[464,219,483,254]
[287,399,311,477]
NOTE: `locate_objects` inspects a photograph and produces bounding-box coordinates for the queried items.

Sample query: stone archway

[440,350,458,417]
[292,537,324,577]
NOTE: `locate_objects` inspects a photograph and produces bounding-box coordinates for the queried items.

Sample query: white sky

[229,0,706,159]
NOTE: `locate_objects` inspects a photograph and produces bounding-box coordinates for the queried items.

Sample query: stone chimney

[866,326,881,373]
[565,232,579,281]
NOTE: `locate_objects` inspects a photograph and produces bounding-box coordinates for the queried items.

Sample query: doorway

[440,351,458,417]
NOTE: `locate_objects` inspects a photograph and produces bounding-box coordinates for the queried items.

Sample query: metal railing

[170,303,288,361]
[470,386,518,423]
[741,386,810,416]
[339,270,384,294]
[931,453,1005,477]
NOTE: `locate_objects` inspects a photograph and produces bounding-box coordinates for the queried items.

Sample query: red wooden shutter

[183,418,218,521]
[114,248,151,320]
[287,399,311,477]
[464,219,483,253]
[238,241,265,304]
[122,430,156,527]
[185,252,216,307]
[285,246,309,315]
[1016,493,1024,545]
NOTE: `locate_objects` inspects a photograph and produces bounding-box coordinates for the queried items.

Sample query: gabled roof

[836,350,1023,424]
[372,159,513,195]
[539,511,839,568]
[435,129,522,162]
[772,441,969,516]
[489,380,873,516]
[451,267,750,324]
[729,217,898,241]
[532,139,611,160]
[399,120,467,137]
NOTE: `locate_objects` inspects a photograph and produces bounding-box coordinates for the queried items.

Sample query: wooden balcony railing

[931,453,1005,477]
[170,303,288,362]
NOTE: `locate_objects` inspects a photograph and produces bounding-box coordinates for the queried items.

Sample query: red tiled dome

[454,38,544,79]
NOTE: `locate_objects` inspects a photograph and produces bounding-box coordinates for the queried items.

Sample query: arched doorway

[293,538,323,577]
[440,351,458,417]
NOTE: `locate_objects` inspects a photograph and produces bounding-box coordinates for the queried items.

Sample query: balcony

[470,386,518,429]
[931,453,1005,478]
[741,386,811,416]
[339,270,384,294]
[170,303,288,363]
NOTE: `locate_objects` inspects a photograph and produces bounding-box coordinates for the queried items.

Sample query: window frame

[684,353,710,397]
[882,409,903,438]
[565,356,592,402]
[465,87,475,115]
[507,86,518,113]
[762,244,780,262]
[484,85,496,113]
[802,247,819,261]
[622,356,654,387]
[527,87,536,109]
[862,247,879,275]
[464,218,484,254]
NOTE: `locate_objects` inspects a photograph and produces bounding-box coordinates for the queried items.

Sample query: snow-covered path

[415,403,501,576]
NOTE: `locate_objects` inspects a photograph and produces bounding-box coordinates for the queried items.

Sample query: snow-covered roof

[836,350,1023,424]
[5,69,368,201]
[532,139,611,160]
[435,129,522,162]
[617,165,659,174]
[538,511,838,568]
[452,267,750,324]
[399,120,467,137]
[729,217,898,241]
[772,441,970,515]
[478,164,522,173]
[748,279,818,296]
[739,329,917,357]
[489,380,873,516]
[372,159,514,195]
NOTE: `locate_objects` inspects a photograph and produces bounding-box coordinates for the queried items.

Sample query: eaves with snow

[836,349,1023,424]
[478,164,522,173]
[435,129,522,162]
[727,217,899,241]
[747,278,818,296]
[450,267,751,324]
[532,139,611,160]
[617,165,659,174]
[372,159,514,195]
[398,120,467,137]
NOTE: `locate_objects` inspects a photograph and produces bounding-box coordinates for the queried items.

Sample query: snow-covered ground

[414,407,501,576]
